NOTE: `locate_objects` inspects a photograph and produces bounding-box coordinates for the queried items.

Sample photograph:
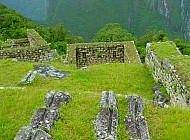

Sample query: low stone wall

[67,41,141,68]
[0,46,52,62]
[145,42,190,108]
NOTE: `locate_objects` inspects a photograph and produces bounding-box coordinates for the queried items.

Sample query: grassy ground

[1,59,190,140]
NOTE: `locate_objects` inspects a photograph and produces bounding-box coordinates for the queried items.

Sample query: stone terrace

[145,41,190,108]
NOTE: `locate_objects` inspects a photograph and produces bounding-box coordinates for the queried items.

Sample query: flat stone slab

[14,126,32,140]
[20,65,70,84]
[15,91,71,140]
[125,95,150,140]
[29,108,46,129]
[94,91,118,140]
[20,70,37,84]
[34,65,70,79]
[31,129,51,140]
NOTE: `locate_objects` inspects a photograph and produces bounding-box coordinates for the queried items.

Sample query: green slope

[1,60,190,139]
[46,0,190,41]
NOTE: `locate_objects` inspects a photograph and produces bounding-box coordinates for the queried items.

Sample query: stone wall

[27,29,47,47]
[67,41,141,68]
[0,46,52,62]
[145,41,190,108]
[0,29,52,62]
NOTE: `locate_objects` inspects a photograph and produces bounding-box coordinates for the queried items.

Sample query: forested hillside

[46,0,190,41]
[0,0,47,20]
[1,0,190,41]
[0,4,83,55]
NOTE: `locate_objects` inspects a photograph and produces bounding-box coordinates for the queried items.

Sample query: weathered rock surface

[15,91,71,139]
[20,65,70,84]
[125,95,150,140]
[94,91,118,140]
[51,91,71,109]
[14,126,32,140]
[34,65,70,79]
[31,129,51,140]
[20,71,37,84]
[29,108,46,129]
[42,108,59,130]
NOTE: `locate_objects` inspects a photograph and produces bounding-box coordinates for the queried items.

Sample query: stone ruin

[93,91,118,140]
[0,29,53,62]
[20,65,70,84]
[14,91,71,140]
[125,95,150,140]
[145,41,190,108]
[66,41,141,68]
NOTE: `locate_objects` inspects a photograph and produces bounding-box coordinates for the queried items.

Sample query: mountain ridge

[0,0,190,41]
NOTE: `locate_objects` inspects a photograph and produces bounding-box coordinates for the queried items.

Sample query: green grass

[1,59,190,139]
[149,41,190,91]
[150,41,180,61]
[169,55,190,90]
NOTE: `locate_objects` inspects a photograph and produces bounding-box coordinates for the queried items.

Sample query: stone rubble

[20,65,70,84]
[34,65,70,79]
[20,71,37,84]
[125,95,150,140]
[94,91,118,140]
[14,91,71,140]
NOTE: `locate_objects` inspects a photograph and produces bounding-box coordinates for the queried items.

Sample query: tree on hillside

[93,23,136,42]
[174,38,190,55]
[136,30,168,61]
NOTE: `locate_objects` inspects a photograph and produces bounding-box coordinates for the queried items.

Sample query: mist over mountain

[1,0,190,41]
[0,0,47,20]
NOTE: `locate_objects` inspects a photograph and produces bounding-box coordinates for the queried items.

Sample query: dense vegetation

[0,0,47,20]
[46,0,190,41]
[0,4,83,55]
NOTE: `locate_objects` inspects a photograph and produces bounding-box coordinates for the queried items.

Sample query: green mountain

[0,0,47,20]
[1,0,190,41]
[46,0,190,41]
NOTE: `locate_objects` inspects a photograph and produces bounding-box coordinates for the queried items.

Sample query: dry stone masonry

[125,95,150,140]
[145,41,190,108]
[14,91,71,140]
[93,91,118,140]
[0,29,53,62]
[67,42,141,68]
